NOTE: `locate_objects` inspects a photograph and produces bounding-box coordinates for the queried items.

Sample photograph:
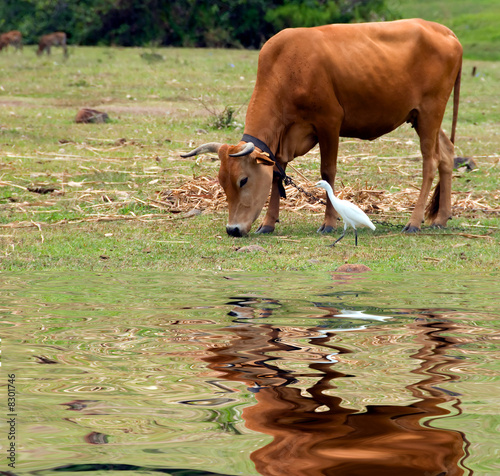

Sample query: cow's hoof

[402,224,421,233]
[429,224,446,230]
[317,225,335,234]
[256,225,275,234]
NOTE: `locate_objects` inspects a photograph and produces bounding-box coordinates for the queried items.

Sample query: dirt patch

[0,98,205,119]
[103,104,175,116]
[0,99,40,108]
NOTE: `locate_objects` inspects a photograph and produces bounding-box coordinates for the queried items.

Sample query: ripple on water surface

[1,271,499,475]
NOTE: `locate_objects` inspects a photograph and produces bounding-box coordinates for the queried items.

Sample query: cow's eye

[239,177,248,188]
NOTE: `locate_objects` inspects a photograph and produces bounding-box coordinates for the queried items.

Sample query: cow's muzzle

[226,225,244,237]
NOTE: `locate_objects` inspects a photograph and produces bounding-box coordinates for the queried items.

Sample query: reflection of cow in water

[37,32,68,57]
[204,300,469,476]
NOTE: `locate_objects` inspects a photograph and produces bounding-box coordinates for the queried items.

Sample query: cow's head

[181,141,275,236]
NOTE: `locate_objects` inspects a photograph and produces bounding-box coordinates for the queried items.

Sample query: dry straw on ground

[1,173,498,231]
[155,175,499,219]
[156,176,387,214]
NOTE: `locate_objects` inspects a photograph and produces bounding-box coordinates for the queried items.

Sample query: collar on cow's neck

[241,133,287,198]
[241,134,276,163]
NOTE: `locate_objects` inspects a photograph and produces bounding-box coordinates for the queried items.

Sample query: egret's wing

[339,200,375,229]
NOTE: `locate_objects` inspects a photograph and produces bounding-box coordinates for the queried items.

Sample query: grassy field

[0,46,499,274]
[391,0,500,60]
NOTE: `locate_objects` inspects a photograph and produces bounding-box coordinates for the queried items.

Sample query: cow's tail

[450,63,462,144]
[426,182,440,221]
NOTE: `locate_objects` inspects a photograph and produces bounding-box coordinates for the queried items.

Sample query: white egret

[315,180,376,246]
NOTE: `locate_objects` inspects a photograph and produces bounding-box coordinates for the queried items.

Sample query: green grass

[391,0,500,60]
[0,46,499,274]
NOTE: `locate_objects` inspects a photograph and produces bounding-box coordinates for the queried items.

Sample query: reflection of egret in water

[203,298,470,476]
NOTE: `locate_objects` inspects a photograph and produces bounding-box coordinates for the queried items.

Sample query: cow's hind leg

[425,129,454,227]
[404,119,441,233]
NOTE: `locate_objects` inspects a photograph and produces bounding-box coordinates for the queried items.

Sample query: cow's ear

[255,152,274,166]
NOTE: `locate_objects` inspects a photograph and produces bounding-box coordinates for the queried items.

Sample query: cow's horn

[180,142,222,158]
[229,141,255,157]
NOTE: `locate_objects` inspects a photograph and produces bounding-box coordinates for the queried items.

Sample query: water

[1,271,499,475]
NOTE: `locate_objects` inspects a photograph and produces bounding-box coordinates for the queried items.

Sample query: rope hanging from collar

[241,134,287,198]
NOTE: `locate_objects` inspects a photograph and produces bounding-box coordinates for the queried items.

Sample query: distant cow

[182,19,463,236]
[0,30,22,52]
[37,32,68,57]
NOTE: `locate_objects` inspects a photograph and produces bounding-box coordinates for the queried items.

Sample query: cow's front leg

[317,133,340,233]
[256,173,282,234]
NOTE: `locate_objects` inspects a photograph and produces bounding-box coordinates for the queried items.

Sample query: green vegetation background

[1,1,499,59]
[390,0,500,60]
[0,0,397,48]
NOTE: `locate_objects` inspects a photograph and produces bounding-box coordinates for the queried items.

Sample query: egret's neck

[326,189,340,205]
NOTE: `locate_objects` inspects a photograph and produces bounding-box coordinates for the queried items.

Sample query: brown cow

[37,32,68,57]
[0,30,22,52]
[182,19,463,237]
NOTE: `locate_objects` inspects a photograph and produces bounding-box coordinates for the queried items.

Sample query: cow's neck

[243,117,284,163]
[244,98,285,159]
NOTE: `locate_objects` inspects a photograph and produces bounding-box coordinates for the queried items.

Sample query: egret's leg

[354,228,358,246]
[330,232,345,247]
[330,224,347,247]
